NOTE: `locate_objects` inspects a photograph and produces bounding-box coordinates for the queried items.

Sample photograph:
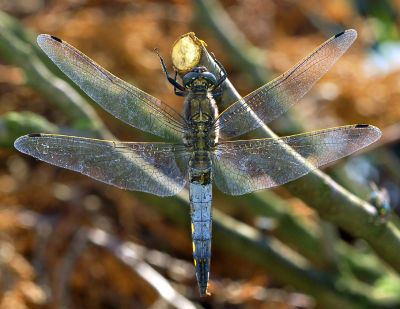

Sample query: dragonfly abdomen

[189,165,213,297]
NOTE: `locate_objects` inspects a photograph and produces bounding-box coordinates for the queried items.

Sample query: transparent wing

[213,124,381,195]
[38,34,184,141]
[15,134,189,196]
[216,29,357,139]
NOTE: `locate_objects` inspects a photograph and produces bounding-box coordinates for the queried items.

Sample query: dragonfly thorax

[183,90,219,150]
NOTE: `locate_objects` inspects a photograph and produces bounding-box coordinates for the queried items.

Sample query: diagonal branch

[170,31,400,274]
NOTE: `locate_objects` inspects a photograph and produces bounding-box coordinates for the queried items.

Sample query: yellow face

[192,78,208,87]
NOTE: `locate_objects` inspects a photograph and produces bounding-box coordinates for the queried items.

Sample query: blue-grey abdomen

[189,176,212,296]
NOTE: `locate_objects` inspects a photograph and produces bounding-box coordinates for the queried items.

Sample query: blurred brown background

[0,0,400,308]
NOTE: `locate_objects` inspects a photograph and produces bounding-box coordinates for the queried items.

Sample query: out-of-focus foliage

[0,0,400,308]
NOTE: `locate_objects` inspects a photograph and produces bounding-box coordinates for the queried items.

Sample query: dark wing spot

[355,124,369,128]
[50,36,62,43]
[28,133,42,137]
[334,31,345,38]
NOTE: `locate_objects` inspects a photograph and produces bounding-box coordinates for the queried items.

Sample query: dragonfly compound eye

[183,72,200,87]
[202,72,217,87]
[183,68,217,89]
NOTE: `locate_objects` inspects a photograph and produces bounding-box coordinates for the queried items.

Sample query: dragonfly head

[183,67,217,91]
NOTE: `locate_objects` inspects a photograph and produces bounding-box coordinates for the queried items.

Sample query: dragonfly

[14,29,381,296]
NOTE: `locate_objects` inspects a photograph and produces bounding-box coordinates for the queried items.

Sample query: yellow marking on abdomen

[191,222,194,234]
[192,241,196,252]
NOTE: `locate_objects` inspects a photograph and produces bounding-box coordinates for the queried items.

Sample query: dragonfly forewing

[37,35,184,141]
[213,124,381,195]
[216,29,357,139]
[14,134,189,196]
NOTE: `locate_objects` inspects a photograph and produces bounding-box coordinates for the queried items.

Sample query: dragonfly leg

[155,48,186,91]
[173,71,187,96]
[211,52,227,89]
